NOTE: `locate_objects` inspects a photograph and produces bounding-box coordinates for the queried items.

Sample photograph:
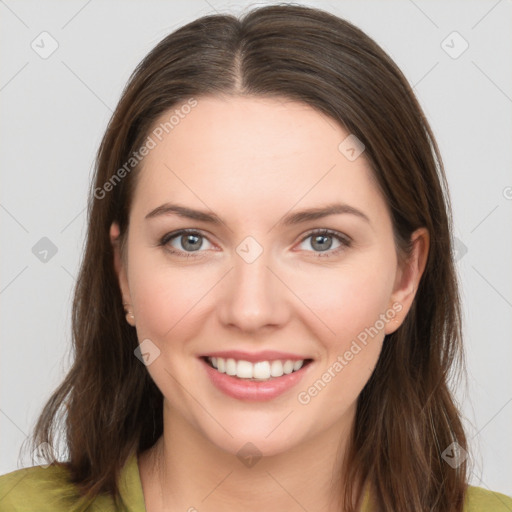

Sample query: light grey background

[1,0,511,498]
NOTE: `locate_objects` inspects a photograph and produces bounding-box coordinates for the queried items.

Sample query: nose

[216,244,290,333]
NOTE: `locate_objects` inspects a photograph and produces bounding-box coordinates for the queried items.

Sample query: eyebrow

[145,202,370,226]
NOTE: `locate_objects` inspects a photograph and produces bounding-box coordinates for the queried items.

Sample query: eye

[159,228,351,259]
[159,229,213,257]
[297,229,351,257]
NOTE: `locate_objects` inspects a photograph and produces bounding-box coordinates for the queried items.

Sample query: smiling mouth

[201,356,313,381]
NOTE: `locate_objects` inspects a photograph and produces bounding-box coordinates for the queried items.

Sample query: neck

[140,400,363,512]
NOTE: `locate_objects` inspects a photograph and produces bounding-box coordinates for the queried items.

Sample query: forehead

[131,95,387,226]
[147,95,344,163]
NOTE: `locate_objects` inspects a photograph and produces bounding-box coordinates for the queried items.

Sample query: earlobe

[385,227,430,334]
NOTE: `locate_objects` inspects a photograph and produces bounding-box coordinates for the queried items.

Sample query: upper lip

[200,350,312,363]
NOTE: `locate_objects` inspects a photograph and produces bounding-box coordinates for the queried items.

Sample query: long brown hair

[25,4,469,510]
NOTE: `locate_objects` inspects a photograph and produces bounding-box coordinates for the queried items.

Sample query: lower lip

[201,358,312,401]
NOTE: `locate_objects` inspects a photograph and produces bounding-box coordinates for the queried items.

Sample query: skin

[110,96,429,511]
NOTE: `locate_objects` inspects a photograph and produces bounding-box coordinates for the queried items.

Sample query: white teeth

[253,361,271,379]
[208,357,307,380]
[225,358,237,376]
[236,360,253,378]
[283,360,294,374]
[293,360,304,371]
[270,360,284,377]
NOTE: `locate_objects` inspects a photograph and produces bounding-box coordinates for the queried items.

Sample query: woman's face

[111,96,427,457]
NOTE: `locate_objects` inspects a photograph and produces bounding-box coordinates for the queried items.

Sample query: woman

[1,4,510,511]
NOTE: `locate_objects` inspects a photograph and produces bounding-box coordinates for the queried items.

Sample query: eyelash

[158,228,352,259]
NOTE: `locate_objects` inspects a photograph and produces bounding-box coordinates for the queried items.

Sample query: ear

[385,227,430,335]
[110,222,132,308]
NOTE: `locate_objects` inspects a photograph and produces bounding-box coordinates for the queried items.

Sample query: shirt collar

[118,450,147,511]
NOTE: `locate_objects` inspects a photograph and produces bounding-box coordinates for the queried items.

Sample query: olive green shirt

[1,451,511,511]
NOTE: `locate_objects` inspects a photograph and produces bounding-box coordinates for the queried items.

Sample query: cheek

[127,248,210,340]
[293,254,396,344]
[294,252,395,402]
[296,270,390,414]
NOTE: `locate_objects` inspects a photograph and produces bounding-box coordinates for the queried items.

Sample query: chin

[209,428,303,461]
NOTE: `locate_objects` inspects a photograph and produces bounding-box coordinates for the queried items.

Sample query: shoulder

[465,485,512,511]
[0,463,104,512]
